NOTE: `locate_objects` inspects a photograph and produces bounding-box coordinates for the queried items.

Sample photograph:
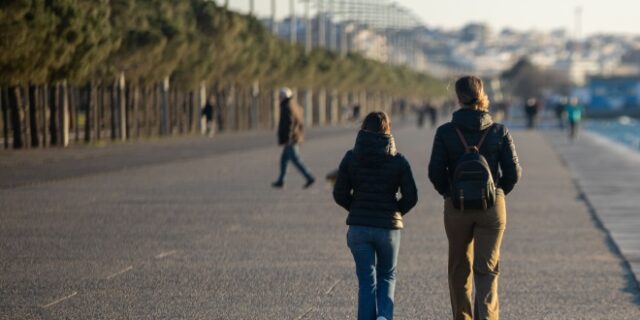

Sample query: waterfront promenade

[549,130,640,294]
[1,124,639,319]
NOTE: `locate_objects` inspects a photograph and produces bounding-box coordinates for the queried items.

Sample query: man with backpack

[428,76,521,320]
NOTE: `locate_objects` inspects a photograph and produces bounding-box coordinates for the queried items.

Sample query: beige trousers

[444,190,506,320]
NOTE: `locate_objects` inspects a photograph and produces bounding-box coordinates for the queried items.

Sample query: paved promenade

[548,130,640,293]
[1,124,639,319]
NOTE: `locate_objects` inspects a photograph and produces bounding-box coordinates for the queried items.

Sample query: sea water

[586,117,640,151]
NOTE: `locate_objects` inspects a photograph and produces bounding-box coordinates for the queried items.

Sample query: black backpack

[450,126,496,211]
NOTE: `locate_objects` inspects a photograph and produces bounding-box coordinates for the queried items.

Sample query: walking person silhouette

[272,87,315,189]
[333,111,418,320]
[428,76,521,320]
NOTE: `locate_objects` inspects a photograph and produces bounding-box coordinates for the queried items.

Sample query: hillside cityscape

[260,9,640,112]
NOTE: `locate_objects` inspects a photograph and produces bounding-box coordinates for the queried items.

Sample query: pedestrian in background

[201,98,217,137]
[565,97,585,141]
[554,97,568,129]
[428,101,439,128]
[333,111,418,320]
[272,87,315,189]
[428,76,521,320]
[524,97,541,129]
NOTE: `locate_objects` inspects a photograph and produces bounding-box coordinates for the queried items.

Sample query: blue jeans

[276,144,313,183]
[347,225,401,320]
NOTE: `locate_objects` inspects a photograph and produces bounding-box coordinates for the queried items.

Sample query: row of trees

[0,0,445,149]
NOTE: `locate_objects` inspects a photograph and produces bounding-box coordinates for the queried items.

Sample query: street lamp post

[290,0,296,43]
[305,1,312,53]
[271,0,277,34]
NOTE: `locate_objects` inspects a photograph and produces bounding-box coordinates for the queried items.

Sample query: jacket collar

[452,108,493,131]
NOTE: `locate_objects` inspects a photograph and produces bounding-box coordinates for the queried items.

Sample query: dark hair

[455,75,489,112]
[361,111,391,134]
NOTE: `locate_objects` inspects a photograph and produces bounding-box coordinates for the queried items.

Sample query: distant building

[588,75,640,110]
[349,29,388,62]
[555,57,601,85]
[460,23,491,43]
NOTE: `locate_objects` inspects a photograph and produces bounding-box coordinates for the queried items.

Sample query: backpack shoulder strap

[454,126,471,152]
[475,124,493,150]
[455,124,493,153]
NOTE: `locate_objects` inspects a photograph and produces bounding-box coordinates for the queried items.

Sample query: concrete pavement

[548,130,640,294]
[1,124,639,319]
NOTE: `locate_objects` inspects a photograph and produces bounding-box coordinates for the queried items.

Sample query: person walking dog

[272,87,315,189]
[333,111,418,320]
[428,76,521,320]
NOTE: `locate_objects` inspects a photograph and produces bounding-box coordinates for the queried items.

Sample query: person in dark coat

[554,97,568,129]
[201,98,216,137]
[524,97,541,129]
[272,87,315,189]
[428,101,438,128]
[333,111,418,320]
[428,76,521,320]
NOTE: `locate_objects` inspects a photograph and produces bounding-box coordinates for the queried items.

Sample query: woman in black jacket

[333,112,418,320]
[428,76,521,320]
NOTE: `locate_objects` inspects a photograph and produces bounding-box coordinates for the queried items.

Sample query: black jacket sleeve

[498,128,521,194]
[397,156,418,215]
[332,151,353,211]
[428,126,450,197]
[277,104,292,145]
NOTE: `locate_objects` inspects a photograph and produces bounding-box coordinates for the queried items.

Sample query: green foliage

[0,0,445,97]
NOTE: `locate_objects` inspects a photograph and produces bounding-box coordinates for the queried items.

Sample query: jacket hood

[352,130,397,165]
[451,108,494,131]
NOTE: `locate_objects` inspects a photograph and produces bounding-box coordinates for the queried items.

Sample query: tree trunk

[227,83,236,131]
[1,87,9,149]
[118,72,126,141]
[110,80,117,140]
[329,89,338,125]
[234,85,241,131]
[154,84,160,135]
[84,82,93,143]
[17,87,29,149]
[304,88,313,127]
[71,86,79,143]
[214,83,226,132]
[49,84,59,146]
[318,88,326,126]
[187,90,194,133]
[177,90,184,134]
[9,86,23,149]
[160,78,170,135]
[27,84,40,147]
[131,84,139,139]
[186,90,196,134]
[96,81,103,141]
[41,85,48,147]
[199,83,206,135]
[59,80,70,147]
[143,86,150,137]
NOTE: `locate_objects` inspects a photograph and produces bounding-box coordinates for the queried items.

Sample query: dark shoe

[303,177,315,189]
[271,181,284,188]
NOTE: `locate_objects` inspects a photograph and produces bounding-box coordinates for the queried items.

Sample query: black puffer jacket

[333,130,418,229]
[428,108,521,197]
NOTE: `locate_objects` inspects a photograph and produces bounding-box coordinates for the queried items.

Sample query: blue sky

[226,0,640,36]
